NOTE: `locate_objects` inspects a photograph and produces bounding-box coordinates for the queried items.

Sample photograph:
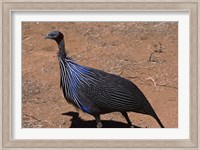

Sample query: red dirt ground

[22,22,178,128]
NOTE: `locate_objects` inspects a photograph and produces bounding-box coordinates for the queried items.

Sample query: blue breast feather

[64,61,93,113]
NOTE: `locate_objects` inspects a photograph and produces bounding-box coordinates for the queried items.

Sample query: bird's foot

[97,122,103,128]
[129,123,136,128]
[130,125,136,128]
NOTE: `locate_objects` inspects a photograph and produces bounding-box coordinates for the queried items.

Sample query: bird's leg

[94,115,102,128]
[121,112,135,128]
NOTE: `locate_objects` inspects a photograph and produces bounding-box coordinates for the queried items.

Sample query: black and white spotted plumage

[45,31,164,128]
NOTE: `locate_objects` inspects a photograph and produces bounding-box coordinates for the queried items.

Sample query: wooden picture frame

[0,0,198,149]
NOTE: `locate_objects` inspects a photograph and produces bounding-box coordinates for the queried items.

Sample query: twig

[147,77,178,89]
[147,77,157,87]
[126,76,152,86]
[127,76,178,89]
[154,22,165,28]
[23,36,31,42]
[23,113,41,122]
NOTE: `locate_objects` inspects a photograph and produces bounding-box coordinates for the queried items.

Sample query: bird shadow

[61,111,141,128]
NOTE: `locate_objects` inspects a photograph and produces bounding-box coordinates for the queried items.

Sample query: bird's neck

[57,39,67,58]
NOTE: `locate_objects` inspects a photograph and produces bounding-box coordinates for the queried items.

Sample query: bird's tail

[152,111,165,128]
[145,104,165,128]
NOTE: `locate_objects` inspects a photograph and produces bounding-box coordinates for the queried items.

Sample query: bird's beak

[45,36,49,39]
[45,34,50,39]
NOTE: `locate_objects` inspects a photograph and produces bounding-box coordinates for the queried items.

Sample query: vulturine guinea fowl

[45,31,164,128]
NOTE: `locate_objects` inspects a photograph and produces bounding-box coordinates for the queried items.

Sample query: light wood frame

[0,0,199,149]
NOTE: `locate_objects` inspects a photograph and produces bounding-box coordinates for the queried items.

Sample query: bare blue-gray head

[45,31,66,57]
[45,31,64,45]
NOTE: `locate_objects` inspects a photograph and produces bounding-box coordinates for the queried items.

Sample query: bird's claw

[97,122,103,128]
[131,125,135,128]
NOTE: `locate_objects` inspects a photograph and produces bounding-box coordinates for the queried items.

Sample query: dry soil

[22,22,178,128]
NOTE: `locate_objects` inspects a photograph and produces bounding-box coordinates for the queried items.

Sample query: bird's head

[45,31,64,44]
